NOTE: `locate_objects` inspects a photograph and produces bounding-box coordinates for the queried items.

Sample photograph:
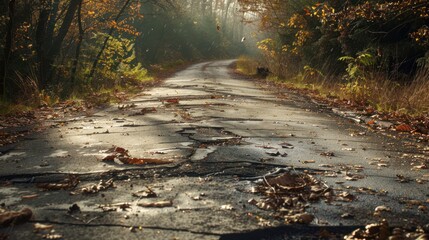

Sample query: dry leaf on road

[138,200,173,208]
[0,208,33,227]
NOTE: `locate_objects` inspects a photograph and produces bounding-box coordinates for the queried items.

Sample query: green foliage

[339,50,376,82]
[118,63,149,82]
[302,65,324,82]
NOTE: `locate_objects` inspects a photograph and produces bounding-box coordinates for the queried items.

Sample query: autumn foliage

[238,0,429,114]
[0,0,246,105]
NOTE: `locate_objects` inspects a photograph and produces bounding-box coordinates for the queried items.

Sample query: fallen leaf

[114,146,128,154]
[412,164,428,170]
[395,124,413,132]
[260,157,275,162]
[120,157,172,165]
[98,203,131,212]
[285,213,314,224]
[341,213,354,219]
[138,200,173,208]
[0,208,33,227]
[42,233,63,239]
[140,107,157,114]
[81,179,114,194]
[37,175,79,191]
[279,142,294,149]
[34,223,54,232]
[319,164,334,168]
[320,151,335,157]
[375,205,391,212]
[396,175,411,183]
[132,187,157,198]
[265,151,281,156]
[337,192,355,202]
[101,154,116,162]
[220,204,235,210]
[21,194,38,200]
[303,160,316,164]
[257,145,275,149]
[267,173,307,191]
[164,98,179,104]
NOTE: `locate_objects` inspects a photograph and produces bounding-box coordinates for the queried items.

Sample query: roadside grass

[0,60,190,116]
[0,101,32,115]
[236,56,259,76]
[238,56,429,117]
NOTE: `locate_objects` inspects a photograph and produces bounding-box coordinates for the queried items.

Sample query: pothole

[178,127,242,146]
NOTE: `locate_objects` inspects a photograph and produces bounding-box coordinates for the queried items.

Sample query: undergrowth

[240,56,429,117]
[236,56,259,76]
[0,60,189,116]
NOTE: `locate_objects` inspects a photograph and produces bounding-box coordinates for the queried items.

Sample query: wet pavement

[1,60,429,239]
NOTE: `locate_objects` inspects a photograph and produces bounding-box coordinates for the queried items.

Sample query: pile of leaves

[0,111,36,147]
[248,172,340,224]
[344,219,429,240]
[101,146,173,165]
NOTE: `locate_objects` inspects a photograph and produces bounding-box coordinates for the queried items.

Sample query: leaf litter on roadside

[80,178,115,194]
[0,208,33,227]
[344,219,429,240]
[34,223,63,240]
[248,171,351,225]
[132,186,157,198]
[98,202,131,212]
[101,146,173,165]
[37,175,80,191]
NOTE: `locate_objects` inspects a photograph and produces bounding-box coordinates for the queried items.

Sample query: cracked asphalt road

[1,60,429,239]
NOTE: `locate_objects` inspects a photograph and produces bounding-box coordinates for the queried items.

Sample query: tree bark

[87,0,132,83]
[37,0,81,89]
[0,0,16,100]
[70,0,84,88]
[45,0,61,49]
[222,0,232,33]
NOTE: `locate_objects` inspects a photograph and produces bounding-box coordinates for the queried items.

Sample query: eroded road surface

[1,60,429,239]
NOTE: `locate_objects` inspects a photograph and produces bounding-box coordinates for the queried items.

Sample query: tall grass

[236,56,259,76]
[239,56,429,116]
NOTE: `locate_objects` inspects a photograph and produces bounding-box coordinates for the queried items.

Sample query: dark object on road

[67,204,81,214]
[256,67,269,78]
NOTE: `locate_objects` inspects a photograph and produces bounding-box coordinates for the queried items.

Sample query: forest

[237,0,429,115]
[1,0,429,115]
[0,0,247,109]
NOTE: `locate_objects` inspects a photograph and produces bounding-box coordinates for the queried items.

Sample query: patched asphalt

[1,60,429,239]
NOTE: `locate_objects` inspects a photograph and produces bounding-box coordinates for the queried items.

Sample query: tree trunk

[0,0,16,100]
[87,0,132,83]
[45,0,60,49]
[37,0,81,89]
[70,0,84,89]
[222,0,232,33]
